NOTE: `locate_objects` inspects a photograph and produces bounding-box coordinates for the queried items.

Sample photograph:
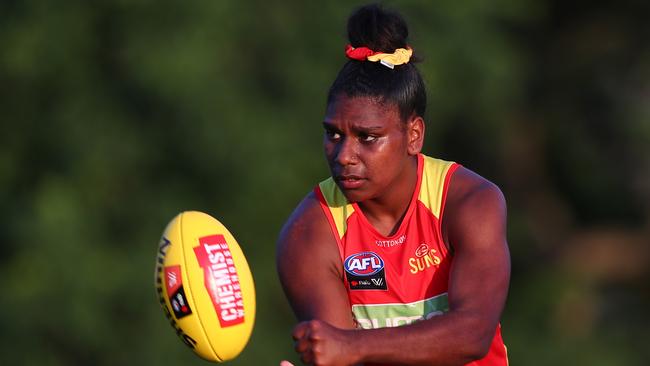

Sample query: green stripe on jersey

[352,293,449,329]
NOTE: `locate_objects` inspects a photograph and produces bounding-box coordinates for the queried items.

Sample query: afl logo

[344,252,384,276]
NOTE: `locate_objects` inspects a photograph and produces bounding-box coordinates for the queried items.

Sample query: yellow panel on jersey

[317,177,356,242]
[418,156,456,220]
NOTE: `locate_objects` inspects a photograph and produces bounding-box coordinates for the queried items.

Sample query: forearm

[347,311,492,366]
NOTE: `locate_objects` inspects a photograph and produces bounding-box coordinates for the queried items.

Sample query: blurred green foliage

[1,0,648,365]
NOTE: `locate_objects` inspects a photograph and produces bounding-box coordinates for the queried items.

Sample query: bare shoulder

[444,166,507,250]
[448,166,505,210]
[276,191,340,275]
[278,191,326,241]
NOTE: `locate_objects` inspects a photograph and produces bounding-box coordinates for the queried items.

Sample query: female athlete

[277,4,510,365]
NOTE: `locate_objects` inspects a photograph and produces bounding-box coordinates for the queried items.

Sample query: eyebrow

[322,121,384,132]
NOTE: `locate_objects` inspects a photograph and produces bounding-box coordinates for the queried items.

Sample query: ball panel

[181,211,256,361]
[158,213,221,362]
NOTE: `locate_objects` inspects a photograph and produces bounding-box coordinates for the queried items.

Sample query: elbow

[447,314,496,364]
[463,339,492,363]
[456,327,494,363]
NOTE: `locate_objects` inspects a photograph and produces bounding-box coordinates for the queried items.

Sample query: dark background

[1,0,648,365]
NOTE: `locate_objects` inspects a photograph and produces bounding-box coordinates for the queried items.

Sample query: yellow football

[154,211,256,362]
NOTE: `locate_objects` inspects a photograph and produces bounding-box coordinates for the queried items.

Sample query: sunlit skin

[323,95,424,235]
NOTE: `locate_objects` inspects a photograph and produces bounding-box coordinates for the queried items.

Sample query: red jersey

[315,154,508,366]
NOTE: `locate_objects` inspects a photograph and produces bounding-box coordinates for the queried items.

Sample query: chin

[338,188,371,203]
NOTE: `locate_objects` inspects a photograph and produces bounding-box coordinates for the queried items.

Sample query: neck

[357,155,419,236]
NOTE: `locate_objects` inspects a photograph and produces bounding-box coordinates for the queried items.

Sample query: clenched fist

[290,320,360,366]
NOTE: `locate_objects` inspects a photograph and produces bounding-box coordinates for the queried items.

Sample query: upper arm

[443,167,511,346]
[276,191,356,329]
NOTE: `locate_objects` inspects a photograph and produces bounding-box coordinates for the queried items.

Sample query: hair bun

[329,4,426,121]
[347,3,409,53]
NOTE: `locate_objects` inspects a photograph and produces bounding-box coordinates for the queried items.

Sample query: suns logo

[409,243,441,274]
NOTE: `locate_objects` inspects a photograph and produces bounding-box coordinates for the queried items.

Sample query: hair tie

[345,44,413,69]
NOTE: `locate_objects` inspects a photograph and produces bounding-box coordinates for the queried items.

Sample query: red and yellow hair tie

[345,44,413,69]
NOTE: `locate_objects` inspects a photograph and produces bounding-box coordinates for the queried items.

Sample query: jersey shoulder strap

[417,155,459,220]
[314,177,354,259]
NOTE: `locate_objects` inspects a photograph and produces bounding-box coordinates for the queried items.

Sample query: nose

[336,137,358,166]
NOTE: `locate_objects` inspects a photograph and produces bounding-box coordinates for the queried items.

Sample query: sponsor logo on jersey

[409,243,441,274]
[194,234,245,327]
[356,310,445,328]
[352,294,449,329]
[344,252,388,290]
[375,235,406,248]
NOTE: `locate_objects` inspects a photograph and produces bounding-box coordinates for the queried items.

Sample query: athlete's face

[323,95,424,203]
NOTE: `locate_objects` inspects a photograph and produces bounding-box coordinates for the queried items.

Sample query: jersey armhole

[313,187,346,262]
[439,163,461,253]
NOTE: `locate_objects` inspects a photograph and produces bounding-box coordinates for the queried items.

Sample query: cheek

[364,140,403,173]
[323,141,336,160]
[368,138,398,159]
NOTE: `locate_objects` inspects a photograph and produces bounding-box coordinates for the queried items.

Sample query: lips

[336,174,365,190]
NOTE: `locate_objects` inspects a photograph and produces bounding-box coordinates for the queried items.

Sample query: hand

[292,320,357,366]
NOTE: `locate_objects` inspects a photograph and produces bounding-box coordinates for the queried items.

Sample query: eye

[325,129,341,141]
[359,134,378,143]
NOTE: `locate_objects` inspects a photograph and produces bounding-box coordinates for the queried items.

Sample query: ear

[406,115,425,155]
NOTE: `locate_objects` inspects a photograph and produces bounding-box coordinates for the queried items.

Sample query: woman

[277,4,510,365]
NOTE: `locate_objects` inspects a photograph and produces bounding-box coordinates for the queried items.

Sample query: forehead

[324,96,401,128]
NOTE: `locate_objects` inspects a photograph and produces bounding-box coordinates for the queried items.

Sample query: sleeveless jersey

[314,154,508,366]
